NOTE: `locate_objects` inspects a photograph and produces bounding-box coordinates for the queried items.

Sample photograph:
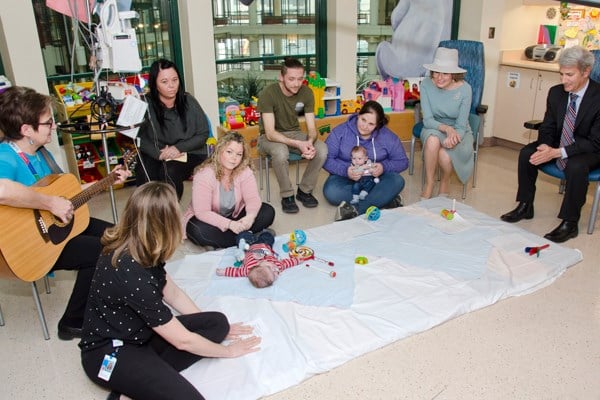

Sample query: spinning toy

[282,229,307,252]
[366,206,381,221]
[525,244,550,257]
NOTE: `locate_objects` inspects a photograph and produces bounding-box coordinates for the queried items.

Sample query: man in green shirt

[258,57,328,214]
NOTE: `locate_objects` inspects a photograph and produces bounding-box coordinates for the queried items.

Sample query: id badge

[98,354,117,381]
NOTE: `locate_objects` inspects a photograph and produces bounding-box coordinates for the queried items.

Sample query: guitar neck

[70,172,118,210]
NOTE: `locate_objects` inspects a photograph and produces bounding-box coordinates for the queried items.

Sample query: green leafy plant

[356,71,371,94]
[220,72,266,106]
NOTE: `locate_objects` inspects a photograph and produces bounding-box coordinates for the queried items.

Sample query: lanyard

[8,141,41,181]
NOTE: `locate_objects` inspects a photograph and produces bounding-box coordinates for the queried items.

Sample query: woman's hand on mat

[225,335,262,357]
[226,322,255,339]
[216,268,225,276]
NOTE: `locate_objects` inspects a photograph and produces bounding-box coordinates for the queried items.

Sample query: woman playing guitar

[0,86,130,340]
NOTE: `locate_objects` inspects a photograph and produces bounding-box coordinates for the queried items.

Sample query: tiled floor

[1,146,599,399]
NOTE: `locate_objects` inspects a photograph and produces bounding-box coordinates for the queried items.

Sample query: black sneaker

[334,201,358,221]
[383,194,404,209]
[296,189,318,208]
[281,196,299,214]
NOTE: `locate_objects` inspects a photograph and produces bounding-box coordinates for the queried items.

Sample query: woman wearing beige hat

[419,47,473,199]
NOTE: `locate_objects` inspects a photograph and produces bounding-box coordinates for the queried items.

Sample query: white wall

[458,0,560,139]
[327,0,358,100]
[178,0,220,133]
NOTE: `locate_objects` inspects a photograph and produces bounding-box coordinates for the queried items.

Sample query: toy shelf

[62,129,135,184]
[54,82,95,121]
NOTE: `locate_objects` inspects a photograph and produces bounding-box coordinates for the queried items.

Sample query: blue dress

[420,77,474,184]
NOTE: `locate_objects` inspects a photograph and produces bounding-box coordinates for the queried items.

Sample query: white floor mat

[167,198,582,400]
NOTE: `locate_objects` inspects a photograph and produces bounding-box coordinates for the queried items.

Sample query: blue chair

[259,152,302,202]
[523,49,600,234]
[409,40,488,199]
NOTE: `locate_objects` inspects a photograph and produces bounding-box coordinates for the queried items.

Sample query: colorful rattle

[282,229,307,252]
[291,246,335,266]
[305,264,336,278]
[289,245,314,259]
[366,206,381,221]
[524,244,549,257]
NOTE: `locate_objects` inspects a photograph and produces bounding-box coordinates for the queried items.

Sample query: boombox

[524,44,562,63]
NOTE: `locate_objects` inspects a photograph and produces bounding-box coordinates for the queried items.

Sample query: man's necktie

[556,93,578,170]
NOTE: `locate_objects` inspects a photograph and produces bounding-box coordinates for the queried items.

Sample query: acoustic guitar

[0,150,137,282]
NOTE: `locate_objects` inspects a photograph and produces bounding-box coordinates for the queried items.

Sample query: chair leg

[31,281,50,340]
[559,179,566,194]
[409,136,416,175]
[295,160,300,185]
[265,156,271,203]
[0,302,4,326]
[259,156,264,190]
[587,182,600,234]
[472,150,478,188]
[44,275,51,294]
[462,183,467,199]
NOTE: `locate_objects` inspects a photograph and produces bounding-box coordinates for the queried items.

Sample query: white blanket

[167,198,582,400]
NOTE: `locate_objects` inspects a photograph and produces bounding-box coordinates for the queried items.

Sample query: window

[32,0,179,86]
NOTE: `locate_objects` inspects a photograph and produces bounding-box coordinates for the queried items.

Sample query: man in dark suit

[501,46,600,243]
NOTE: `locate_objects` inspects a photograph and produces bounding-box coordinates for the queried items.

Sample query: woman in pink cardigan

[182,131,275,248]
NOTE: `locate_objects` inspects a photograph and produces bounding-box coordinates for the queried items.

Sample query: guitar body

[0,174,90,282]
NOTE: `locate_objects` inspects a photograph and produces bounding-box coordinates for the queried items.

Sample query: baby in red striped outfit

[216,242,305,288]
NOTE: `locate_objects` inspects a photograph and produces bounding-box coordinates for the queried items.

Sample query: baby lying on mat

[216,230,310,288]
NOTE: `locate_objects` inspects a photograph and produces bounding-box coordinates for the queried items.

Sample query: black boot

[544,220,578,243]
[500,202,534,223]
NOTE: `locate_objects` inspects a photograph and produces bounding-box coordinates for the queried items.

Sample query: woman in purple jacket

[323,101,408,220]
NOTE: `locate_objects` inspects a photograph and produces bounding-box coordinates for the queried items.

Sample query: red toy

[525,244,550,257]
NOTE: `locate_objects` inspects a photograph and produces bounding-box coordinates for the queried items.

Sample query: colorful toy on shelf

[403,78,422,102]
[241,97,260,126]
[340,95,364,114]
[363,80,392,111]
[218,96,240,125]
[385,77,405,111]
[307,71,326,118]
[282,229,307,253]
[224,104,246,130]
[366,206,381,221]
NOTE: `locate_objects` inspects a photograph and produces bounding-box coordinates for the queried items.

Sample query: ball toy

[365,206,380,221]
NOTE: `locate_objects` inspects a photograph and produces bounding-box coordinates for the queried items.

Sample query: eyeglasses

[38,118,56,127]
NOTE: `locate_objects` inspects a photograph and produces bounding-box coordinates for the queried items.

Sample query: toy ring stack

[354,256,368,265]
[366,206,380,221]
[290,245,314,260]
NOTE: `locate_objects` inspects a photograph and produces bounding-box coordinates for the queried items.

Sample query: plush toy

[375,0,453,79]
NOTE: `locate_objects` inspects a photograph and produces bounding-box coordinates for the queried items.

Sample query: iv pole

[58,0,141,223]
